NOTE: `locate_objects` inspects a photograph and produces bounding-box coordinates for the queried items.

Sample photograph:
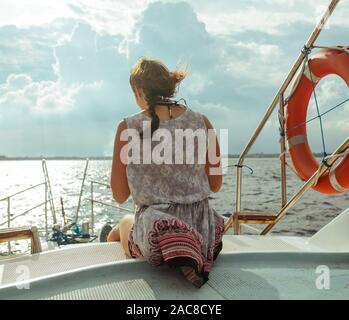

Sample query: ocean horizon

[1,159,347,247]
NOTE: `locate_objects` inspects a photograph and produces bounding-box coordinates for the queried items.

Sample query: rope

[324,148,349,161]
[311,146,349,186]
[301,45,312,56]
[282,45,349,162]
[234,164,254,175]
[225,164,254,175]
[283,98,349,135]
[174,98,188,108]
[304,48,328,159]
[157,97,189,107]
[230,45,349,181]
[285,160,299,176]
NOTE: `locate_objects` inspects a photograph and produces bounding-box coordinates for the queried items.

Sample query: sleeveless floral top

[124,107,225,288]
[124,108,211,205]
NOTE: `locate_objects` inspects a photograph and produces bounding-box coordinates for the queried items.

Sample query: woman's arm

[110,120,130,204]
[203,115,223,193]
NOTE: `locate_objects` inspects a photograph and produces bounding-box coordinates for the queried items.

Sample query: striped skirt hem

[128,211,224,288]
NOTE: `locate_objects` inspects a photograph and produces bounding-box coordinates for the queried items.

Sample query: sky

[0,0,348,157]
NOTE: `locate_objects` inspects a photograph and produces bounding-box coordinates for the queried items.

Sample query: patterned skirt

[128,199,225,288]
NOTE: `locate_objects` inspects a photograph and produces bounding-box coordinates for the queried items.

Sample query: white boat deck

[1,247,349,300]
[0,209,348,300]
[0,234,328,288]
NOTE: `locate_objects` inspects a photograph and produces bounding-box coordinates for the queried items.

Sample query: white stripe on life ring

[303,64,321,84]
[329,162,347,193]
[288,135,308,149]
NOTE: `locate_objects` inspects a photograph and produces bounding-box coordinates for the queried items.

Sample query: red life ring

[285,47,349,194]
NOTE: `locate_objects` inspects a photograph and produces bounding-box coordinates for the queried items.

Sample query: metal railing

[75,159,89,223]
[42,159,57,225]
[0,182,46,228]
[87,180,134,234]
[0,159,56,254]
[224,0,343,235]
[71,158,134,234]
[0,158,134,254]
[0,183,55,254]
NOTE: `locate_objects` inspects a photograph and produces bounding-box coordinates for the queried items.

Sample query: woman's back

[109,57,224,288]
[125,107,211,206]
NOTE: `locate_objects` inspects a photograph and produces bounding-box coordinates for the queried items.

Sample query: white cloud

[68,0,149,37]
[0,0,149,38]
[0,1,348,156]
[1,74,32,91]
[184,72,213,96]
[235,42,282,62]
[0,0,75,27]
[306,76,349,153]
[197,8,308,36]
[225,42,285,87]
[308,76,348,115]
[2,0,348,38]
[171,0,349,36]
[0,73,80,113]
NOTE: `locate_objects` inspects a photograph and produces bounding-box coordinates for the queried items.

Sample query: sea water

[1,159,348,254]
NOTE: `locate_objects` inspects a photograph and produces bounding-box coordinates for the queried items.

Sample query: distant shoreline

[0,156,112,161]
[0,153,325,160]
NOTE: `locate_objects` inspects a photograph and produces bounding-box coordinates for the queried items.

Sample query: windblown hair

[129,57,187,137]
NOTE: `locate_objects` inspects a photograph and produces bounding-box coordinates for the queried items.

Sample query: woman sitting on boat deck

[103,57,225,288]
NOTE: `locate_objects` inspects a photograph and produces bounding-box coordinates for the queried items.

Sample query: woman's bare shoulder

[115,120,127,140]
[197,113,214,129]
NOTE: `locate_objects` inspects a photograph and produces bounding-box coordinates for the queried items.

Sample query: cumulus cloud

[67,0,148,37]
[0,22,130,156]
[0,0,75,28]
[0,73,79,113]
[225,42,286,86]
[0,20,76,83]
[0,0,348,157]
[179,0,349,35]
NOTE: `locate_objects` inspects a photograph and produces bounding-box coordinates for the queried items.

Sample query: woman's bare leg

[107,214,134,258]
[107,225,120,242]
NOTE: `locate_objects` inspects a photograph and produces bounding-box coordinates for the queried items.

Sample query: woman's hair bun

[171,64,188,84]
